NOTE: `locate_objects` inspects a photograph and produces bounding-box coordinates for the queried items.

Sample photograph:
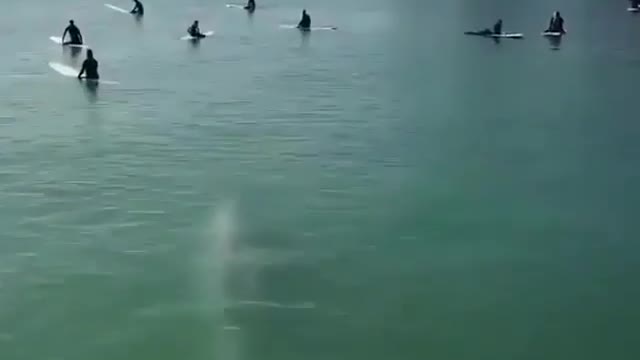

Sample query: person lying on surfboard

[465,19,503,36]
[545,12,565,34]
[244,0,255,12]
[187,21,206,38]
[78,49,99,80]
[131,0,144,15]
[62,20,83,45]
[297,10,311,30]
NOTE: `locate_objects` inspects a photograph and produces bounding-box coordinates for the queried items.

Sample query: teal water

[2,0,640,359]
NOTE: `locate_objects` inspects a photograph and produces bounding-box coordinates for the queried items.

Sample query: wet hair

[87,49,94,58]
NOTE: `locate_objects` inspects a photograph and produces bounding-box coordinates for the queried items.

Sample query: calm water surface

[1,0,640,359]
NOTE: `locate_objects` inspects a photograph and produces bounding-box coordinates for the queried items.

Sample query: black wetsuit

[493,21,502,34]
[188,25,205,38]
[80,58,99,79]
[631,0,640,8]
[245,0,255,11]
[548,16,565,33]
[298,13,311,29]
[64,25,83,44]
[465,20,502,36]
[131,1,144,15]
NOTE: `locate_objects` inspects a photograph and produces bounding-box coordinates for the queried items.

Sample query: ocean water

[1,0,640,359]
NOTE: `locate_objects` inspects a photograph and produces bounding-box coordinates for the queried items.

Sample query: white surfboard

[180,31,214,40]
[105,3,130,14]
[542,32,564,37]
[50,36,89,49]
[627,7,640,12]
[48,62,119,85]
[279,24,338,31]
[226,4,246,9]
[490,33,523,38]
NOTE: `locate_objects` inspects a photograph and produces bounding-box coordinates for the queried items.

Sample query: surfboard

[104,3,130,14]
[180,31,214,40]
[464,32,523,39]
[627,7,640,12]
[48,62,119,85]
[490,33,523,38]
[542,32,564,37]
[50,36,89,49]
[226,4,246,9]
[279,24,338,31]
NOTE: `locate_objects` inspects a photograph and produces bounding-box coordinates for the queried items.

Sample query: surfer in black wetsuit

[78,49,99,80]
[493,19,503,34]
[62,20,83,45]
[297,9,311,30]
[465,19,502,36]
[188,21,206,38]
[546,12,566,33]
[244,0,256,12]
[631,0,640,8]
[131,0,144,15]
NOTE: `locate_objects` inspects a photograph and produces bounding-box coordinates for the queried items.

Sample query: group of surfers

[59,0,314,80]
[465,11,566,37]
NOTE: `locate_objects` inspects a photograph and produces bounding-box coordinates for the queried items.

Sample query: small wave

[223,325,241,331]
[236,300,316,309]
[123,249,148,255]
[17,252,38,258]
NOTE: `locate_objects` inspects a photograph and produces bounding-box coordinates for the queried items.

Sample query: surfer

[244,0,255,11]
[465,19,503,36]
[187,21,206,38]
[77,49,99,80]
[131,0,144,15]
[297,9,311,30]
[62,20,83,45]
[630,0,640,8]
[546,11,566,33]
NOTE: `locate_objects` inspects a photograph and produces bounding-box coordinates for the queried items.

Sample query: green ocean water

[1,0,640,359]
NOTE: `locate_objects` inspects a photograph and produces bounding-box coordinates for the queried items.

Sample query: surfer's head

[87,49,94,59]
[303,9,307,15]
[69,20,75,25]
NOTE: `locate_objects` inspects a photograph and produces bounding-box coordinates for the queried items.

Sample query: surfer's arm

[77,63,86,79]
[62,28,68,42]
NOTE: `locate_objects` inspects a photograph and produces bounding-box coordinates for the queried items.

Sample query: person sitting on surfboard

[78,49,99,80]
[297,10,311,30]
[131,0,144,15]
[187,21,206,38]
[546,12,566,33]
[62,20,83,45]
[244,0,255,12]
